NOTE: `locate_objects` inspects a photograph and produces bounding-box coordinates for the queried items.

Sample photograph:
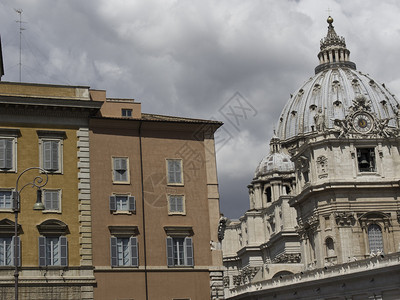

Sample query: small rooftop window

[122,109,132,118]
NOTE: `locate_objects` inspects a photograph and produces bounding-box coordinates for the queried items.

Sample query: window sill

[0,209,14,213]
[112,211,134,215]
[0,169,16,173]
[167,183,184,187]
[112,181,130,185]
[111,266,139,269]
[357,171,378,176]
[168,212,186,216]
[43,210,62,214]
[168,265,194,269]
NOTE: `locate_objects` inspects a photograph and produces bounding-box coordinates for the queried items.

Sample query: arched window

[325,237,335,257]
[368,224,383,253]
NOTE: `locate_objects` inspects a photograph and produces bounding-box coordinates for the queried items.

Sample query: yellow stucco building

[0,82,102,299]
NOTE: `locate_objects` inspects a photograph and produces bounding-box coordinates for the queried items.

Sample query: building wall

[90,117,223,299]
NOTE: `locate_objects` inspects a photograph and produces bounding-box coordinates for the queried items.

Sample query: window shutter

[110,237,118,267]
[38,236,46,266]
[130,237,138,267]
[109,195,117,211]
[184,237,193,266]
[12,236,20,267]
[43,141,52,170]
[51,141,59,171]
[128,196,135,212]
[60,236,68,266]
[5,139,12,169]
[166,237,174,267]
[0,139,5,169]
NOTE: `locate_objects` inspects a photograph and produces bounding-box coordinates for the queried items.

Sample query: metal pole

[13,167,48,300]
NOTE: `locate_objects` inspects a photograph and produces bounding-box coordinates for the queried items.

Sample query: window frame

[368,223,384,254]
[166,159,183,185]
[167,194,185,215]
[356,147,376,173]
[0,136,17,173]
[0,236,20,266]
[38,236,68,267]
[112,157,130,184]
[42,189,62,213]
[0,189,14,211]
[110,236,138,267]
[109,194,135,213]
[166,236,194,267]
[121,108,133,118]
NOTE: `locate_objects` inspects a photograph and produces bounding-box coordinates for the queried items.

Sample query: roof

[141,113,223,125]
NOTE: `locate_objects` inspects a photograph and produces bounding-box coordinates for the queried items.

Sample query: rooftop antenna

[15,9,26,82]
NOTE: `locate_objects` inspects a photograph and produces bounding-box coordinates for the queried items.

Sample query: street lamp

[13,167,48,300]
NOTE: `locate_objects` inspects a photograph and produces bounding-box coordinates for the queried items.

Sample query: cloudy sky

[1,0,400,218]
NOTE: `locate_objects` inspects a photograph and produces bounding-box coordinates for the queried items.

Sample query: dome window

[291,111,297,116]
[309,104,317,111]
[369,80,375,86]
[333,100,342,107]
[380,100,387,106]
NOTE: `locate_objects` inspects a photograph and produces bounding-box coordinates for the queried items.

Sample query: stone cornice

[290,180,400,207]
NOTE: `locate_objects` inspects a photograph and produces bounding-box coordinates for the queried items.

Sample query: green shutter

[38,237,46,266]
[166,237,174,267]
[109,195,116,211]
[60,236,68,266]
[130,237,138,267]
[128,196,135,212]
[110,237,118,267]
[185,237,193,266]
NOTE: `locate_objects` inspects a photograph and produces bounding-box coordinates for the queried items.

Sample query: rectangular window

[0,237,19,266]
[113,157,129,183]
[110,237,138,267]
[43,190,61,211]
[109,195,135,212]
[39,236,67,266]
[121,109,132,117]
[357,148,376,172]
[0,138,14,171]
[41,140,62,172]
[167,159,183,185]
[0,190,13,209]
[166,237,193,267]
[168,195,185,215]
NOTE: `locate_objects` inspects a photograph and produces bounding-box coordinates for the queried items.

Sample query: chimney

[0,35,4,80]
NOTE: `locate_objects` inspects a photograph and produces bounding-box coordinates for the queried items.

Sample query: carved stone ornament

[334,212,356,227]
[316,155,328,178]
[272,253,301,264]
[333,95,397,138]
[223,276,230,288]
[397,211,400,224]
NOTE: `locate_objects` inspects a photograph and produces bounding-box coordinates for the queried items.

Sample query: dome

[255,151,294,177]
[276,17,400,141]
[255,136,294,177]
